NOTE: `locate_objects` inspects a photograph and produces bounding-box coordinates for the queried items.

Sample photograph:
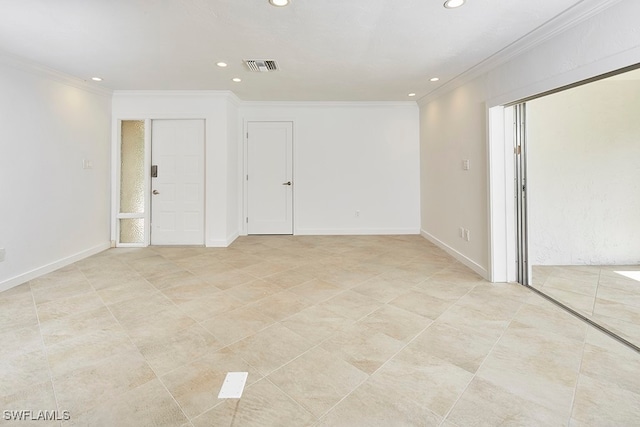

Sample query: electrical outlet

[355,210,360,217]
[464,229,471,242]
[0,248,5,262]
[462,159,470,170]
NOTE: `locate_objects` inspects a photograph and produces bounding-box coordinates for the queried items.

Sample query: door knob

[282,181,292,186]
[153,190,160,195]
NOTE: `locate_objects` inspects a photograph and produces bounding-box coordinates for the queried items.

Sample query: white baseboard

[295,228,420,236]
[226,232,239,246]
[206,231,239,248]
[420,229,490,281]
[0,242,111,293]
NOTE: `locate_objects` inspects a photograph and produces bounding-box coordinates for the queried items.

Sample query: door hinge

[246,132,249,138]
[246,174,248,181]
[246,217,248,223]
[515,145,521,155]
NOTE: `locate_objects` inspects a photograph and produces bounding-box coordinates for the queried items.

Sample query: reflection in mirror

[526,67,640,349]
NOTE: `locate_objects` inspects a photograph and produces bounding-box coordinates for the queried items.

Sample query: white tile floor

[1,235,640,426]
[533,265,640,346]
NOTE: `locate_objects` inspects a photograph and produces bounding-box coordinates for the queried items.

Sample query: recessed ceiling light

[216,62,228,68]
[232,78,242,82]
[91,77,102,82]
[444,0,465,9]
[269,0,290,6]
[408,93,416,97]
[430,77,440,82]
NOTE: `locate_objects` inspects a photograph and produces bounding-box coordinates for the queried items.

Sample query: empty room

[1,0,640,425]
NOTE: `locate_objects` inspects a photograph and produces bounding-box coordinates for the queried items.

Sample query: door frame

[487,103,531,285]
[242,119,296,236]
[112,115,207,247]
[488,64,640,283]
[487,106,518,283]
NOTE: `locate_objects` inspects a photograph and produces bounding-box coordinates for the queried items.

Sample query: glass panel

[119,218,144,244]
[120,120,145,213]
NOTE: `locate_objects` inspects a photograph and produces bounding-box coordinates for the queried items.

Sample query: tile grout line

[120,249,336,422]
[28,277,65,427]
[16,237,623,426]
[226,260,441,423]
[79,259,189,420]
[590,267,602,317]
[186,353,265,423]
[309,270,468,423]
[438,288,532,424]
[566,329,589,427]
[78,253,196,424]
[312,317,438,422]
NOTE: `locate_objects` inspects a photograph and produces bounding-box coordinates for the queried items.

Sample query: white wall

[111,91,239,247]
[527,79,640,265]
[240,103,420,235]
[0,57,112,291]
[420,82,489,274]
[419,0,640,278]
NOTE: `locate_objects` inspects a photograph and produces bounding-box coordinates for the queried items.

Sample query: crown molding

[417,0,624,107]
[226,91,243,107]
[113,90,238,98]
[0,51,113,97]
[239,100,418,108]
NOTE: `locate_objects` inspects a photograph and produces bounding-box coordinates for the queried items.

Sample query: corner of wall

[420,230,490,281]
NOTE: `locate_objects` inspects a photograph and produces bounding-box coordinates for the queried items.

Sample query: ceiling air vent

[244,59,279,72]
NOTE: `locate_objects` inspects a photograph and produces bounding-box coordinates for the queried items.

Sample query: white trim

[226,232,239,246]
[112,90,237,98]
[297,228,420,236]
[227,92,243,107]
[417,0,623,107]
[110,119,120,243]
[207,231,239,248]
[487,106,517,283]
[421,230,490,281]
[113,113,209,120]
[144,119,152,246]
[487,106,508,282]
[0,52,112,97]
[487,45,640,108]
[240,101,418,108]
[0,243,111,293]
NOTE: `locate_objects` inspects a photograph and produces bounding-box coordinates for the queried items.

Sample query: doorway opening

[490,64,640,352]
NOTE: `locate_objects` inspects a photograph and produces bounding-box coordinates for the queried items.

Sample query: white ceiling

[0,0,588,101]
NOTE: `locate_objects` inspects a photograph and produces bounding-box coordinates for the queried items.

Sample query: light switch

[83,159,93,169]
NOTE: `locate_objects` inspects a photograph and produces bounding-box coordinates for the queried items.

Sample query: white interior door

[151,119,205,245]
[247,121,293,234]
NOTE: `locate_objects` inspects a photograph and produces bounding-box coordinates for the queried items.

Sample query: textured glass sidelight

[120,120,145,213]
[119,218,144,243]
